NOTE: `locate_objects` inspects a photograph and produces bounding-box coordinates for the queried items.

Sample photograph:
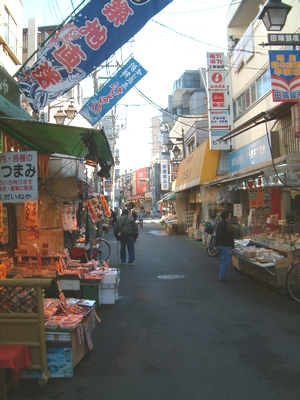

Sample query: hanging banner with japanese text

[62,204,78,231]
[269,50,300,102]
[16,0,172,114]
[0,151,38,203]
[87,197,103,223]
[24,201,40,240]
[80,57,147,125]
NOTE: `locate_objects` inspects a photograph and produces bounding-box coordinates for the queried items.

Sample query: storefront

[202,134,300,291]
[174,139,220,234]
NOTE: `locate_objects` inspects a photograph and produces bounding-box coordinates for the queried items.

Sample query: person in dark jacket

[216,210,238,282]
[109,209,117,227]
[114,209,138,265]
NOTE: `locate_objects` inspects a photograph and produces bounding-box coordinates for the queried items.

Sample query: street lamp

[164,129,185,158]
[49,99,77,124]
[258,0,292,31]
[172,145,181,158]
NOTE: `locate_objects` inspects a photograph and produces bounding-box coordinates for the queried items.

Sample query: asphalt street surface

[8,221,300,400]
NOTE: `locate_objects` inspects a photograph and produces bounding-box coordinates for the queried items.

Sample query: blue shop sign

[228,135,271,173]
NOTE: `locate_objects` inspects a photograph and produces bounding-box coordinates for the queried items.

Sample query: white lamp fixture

[258,0,292,31]
[53,108,67,125]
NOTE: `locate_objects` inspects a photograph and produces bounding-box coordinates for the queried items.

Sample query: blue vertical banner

[16,0,172,114]
[79,57,147,125]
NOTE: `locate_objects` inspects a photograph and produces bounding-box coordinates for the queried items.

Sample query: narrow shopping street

[8,221,300,400]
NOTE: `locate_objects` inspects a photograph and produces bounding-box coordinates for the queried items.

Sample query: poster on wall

[24,201,40,240]
[0,151,38,203]
[62,204,78,231]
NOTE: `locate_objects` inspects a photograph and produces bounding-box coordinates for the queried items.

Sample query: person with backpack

[114,209,138,265]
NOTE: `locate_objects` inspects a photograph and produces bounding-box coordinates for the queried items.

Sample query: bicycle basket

[204,223,214,235]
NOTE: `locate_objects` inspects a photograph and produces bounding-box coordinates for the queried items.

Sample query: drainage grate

[157,275,185,280]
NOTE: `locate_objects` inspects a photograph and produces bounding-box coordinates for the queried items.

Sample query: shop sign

[207,71,226,90]
[268,33,300,46]
[104,179,112,193]
[0,151,38,203]
[206,53,225,70]
[62,204,78,231]
[161,160,169,191]
[269,50,300,102]
[209,110,229,129]
[24,201,39,240]
[233,204,242,218]
[228,135,271,173]
[0,66,21,106]
[209,91,228,110]
[209,130,231,150]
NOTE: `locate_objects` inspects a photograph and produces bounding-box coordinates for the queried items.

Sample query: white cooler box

[102,271,118,284]
[101,283,118,304]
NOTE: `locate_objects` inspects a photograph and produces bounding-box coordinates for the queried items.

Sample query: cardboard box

[19,347,73,379]
[45,312,92,367]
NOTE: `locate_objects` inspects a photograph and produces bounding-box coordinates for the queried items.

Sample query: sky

[23,0,231,171]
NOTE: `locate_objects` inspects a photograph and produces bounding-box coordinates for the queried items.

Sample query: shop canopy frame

[0,117,114,164]
[218,102,296,142]
[157,192,176,203]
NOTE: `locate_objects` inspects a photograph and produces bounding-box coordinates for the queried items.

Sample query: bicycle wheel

[207,236,219,257]
[97,238,111,262]
[286,262,300,302]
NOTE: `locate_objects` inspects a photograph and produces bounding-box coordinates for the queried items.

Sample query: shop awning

[219,102,295,142]
[175,139,220,192]
[157,192,176,203]
[0,117,114,163]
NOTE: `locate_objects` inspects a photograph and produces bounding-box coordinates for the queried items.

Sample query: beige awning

[175,139,220,192]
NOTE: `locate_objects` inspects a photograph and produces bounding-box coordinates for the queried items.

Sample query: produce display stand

[0,278,53,387]
[231,241,297,292]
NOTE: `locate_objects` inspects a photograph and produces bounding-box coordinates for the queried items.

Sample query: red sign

[210,91,227,109]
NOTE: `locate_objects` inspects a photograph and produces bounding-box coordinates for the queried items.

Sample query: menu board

[249,189,271,224]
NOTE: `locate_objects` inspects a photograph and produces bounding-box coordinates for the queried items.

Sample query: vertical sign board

[160,160,169,191]
[0,151,38,203]
[269,50,300,102]
[206,53,231,150]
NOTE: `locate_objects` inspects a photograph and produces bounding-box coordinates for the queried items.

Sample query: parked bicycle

[96,237,111,262]
[203,217,219,257]
[65,236,111,263]
[286,260,300,302]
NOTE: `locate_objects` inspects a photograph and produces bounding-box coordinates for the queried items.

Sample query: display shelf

[0,278,53,386]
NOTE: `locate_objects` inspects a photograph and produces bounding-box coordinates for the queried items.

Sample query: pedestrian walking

[114,208,138,265]
[215,210,240,282]
[109,209,117,227]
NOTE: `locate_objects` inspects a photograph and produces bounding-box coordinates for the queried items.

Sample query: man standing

[114,209,138,265]
[216,210,239,282]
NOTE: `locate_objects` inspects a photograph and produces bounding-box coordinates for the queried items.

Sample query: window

[244,87,251,109]
[4,8,17,55]
[233,70,271,119]
[250,83,256,103]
